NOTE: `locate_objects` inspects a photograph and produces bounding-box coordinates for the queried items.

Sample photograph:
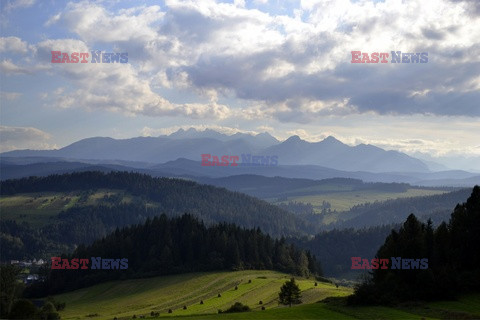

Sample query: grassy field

[0,190,154,227]
[54,270,480,320]
[428,295,480,318]
[55,270,351,320]
[270,188,447,219]
[183,303,441,320]
[0,192,75,226]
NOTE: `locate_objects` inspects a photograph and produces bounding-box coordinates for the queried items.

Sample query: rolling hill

[52,270,480,320]
[0,172,312,261]
[53,270,351,320]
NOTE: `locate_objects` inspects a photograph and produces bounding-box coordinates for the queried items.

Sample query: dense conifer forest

[350,186,480,303]
[25,214,320,296]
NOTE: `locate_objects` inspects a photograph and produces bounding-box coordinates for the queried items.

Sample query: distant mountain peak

[168,127,228,140]
[256,132,274,137]
[169,127,197,135]
[322,136,343,144]
[285,135,303,143]
[254,132,279,143]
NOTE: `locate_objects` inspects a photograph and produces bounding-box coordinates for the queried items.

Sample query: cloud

[141,125,260,137]
[56,2,162,44]
[0,37,29,54]
[43,62,232,119]
[0,126,56,152]
[3,0,480,123]
[3,0,36,12]
[448,0,480,16]
[28,38,230,119]
[0,58,50,74]
[0,59,33,74]
[134,0,478,120]
[0,91,21,100]
[354,137,480,158]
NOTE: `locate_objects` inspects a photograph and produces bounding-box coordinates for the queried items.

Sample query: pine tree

[278,278,302,307]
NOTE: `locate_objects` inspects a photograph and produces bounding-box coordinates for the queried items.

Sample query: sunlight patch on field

[55,270,352,320]
[0,190,152,227]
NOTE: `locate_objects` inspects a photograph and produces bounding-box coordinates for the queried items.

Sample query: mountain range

[1,128,429,172]
[1,128,479,186]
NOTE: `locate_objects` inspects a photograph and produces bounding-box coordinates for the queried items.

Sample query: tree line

[349,185,480,304]
[332,188,471,229]
[291,224,396,277]
[25,213,321,297]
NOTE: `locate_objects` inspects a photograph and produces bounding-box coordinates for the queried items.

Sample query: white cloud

[0,58,50,74]
[141,125,260,137]
[256,125,275,133]
[0,126,56,152]
[30,38,230,119]
[0,59,33,74]
[51,2,162,43]
[45,13,61,27]
[0,37,29,54]
[4,0,36,11]
[33,0,479,119]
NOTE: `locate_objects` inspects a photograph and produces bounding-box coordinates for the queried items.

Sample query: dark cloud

[184,44,480,119]
[422,28,445,40]
[448,0,480,16]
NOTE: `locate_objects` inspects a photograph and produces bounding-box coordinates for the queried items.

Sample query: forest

[350,186,480,303]
[0,171,312,261]
[24,213,320,297]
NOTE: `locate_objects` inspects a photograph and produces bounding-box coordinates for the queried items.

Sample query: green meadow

[55,270,351,320]
[269,188,448,225]
[0,190,154,227]
[272,188,447,213]
[0,192,76,226]
[54,270,480,320]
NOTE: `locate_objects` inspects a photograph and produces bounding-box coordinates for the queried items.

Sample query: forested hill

[27,214,320,296]
[350,186,480,304]
[333,188,472,229]
[0,172,309,250]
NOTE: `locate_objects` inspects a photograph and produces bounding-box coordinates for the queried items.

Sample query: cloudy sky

[1,0,479,170]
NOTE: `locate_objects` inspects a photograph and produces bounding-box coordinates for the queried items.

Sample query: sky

[0,0,479,170]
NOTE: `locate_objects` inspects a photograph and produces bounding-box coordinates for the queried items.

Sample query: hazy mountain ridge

[2,128,478,186]
[1,157,479,187]
[2,128,430,173]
